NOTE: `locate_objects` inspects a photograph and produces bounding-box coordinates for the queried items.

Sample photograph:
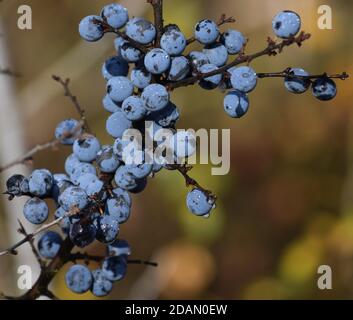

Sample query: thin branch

[168,164,217,202]
[147,0,164,47]
[186,14,236,45]
[0,66,21,77]
[0,207,79,257]
[17,220,46,269]
[17,236,75,300]
[0,121,83,173]
[52,75,92,133]
[257,68,349,80]
[68,252,158,267]
[167,31,311,90]
[99,20,148,53]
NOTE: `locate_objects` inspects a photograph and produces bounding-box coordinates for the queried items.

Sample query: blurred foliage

[0,0,353,300]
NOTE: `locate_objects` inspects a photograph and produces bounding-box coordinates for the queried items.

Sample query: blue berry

[130,67,152,89]
[114,165,138,191]
[107,76,134,102]
[28,169,53,197]
[101,4,128,29]
[114,36,125,55]
[113,136,140,161]
[55,207,71,234]
[79,16,104,42]
[199,64,222,90]
[272,11,301,39]
[6,174,29,197]
[65,154,82,176]
[96,146,120,173]
[69,221,97,248]
[126,163,152,179]
[160,26,186,56]
[284,68,310,94]
[170,131,197,158]
[147,101,180,127]
[312,77,337,101]
[122,96,147,121]
[52,175,73,203]
[220,29,246,54]
[112,188,132,207]
[229,66,257,93]
[144,48,171,74]
[125,17,156,45]
[77,173,104,196]
[70,162,97,185]
[91,269,113,297]
[186,189,215,216]
[106,110,132,138]
[37,231,62,259]
[120,41,143,63]
[102,56,129,81]
[108,239,131,257]
[103,94,121,113]
[194,19,219,45]
[55,119,82,145]
[203,43,228,67]
[73,135,101,163]
[167,56,190,81]
[223,90,249,118]
[94,215,119,244]
[188,51,209,71]
[65,264,93,294]
[142,84,169,111]
[23,197,49,224]
[58,186,89,211]
[106,197,131,224]
[130,177,148,194]
[102,256,127,282]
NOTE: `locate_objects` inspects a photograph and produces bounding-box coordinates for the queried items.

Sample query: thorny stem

[0,207,79,257]
[257,68,349,80]
[52,75,92,133]
[99,20,149,53]
[147,0,164,47]
[0,121,84,173]
[169,164,217,202]
[17,220,46,270]
[68,252,158,267]
[167,31,312,90]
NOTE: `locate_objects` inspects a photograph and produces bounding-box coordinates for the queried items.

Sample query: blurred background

[0,0,352,300]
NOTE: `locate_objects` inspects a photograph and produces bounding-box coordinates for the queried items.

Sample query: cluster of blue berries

[4,3,343,298]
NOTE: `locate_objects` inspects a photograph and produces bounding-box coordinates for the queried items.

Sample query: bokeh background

[0,0,352,300]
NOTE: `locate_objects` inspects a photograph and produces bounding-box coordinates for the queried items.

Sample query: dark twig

[44,290,59,300]
[186,14,236,45]
[167,31,312,90]
[0,121,83,173]
[169,164,217,202]
[68,252,158,267]
[0,67,21,77]
[257,68,349,80]
[52,75,92,133]
[17,220,46,270]
[16,237,75,300]
[99,20,149,53]
[0,207,79,257]
[147,0,164,47]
